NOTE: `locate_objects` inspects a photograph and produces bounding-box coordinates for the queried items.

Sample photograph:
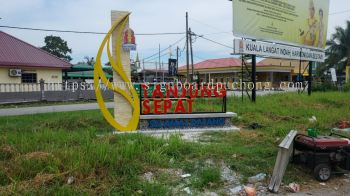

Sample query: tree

[326,21,350,74]
[84,56,95,66]
[315,63,328,78]
[41,35,72,62]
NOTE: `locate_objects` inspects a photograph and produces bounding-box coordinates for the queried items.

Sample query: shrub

[342,83,350,92]
[313,82,338,92]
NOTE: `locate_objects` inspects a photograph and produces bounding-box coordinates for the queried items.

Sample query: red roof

[0,31,72,69]
[143,69,167,73]
[179,58,242,70]
[179,57,298,71]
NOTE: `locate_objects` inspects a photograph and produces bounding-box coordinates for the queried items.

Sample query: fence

[0,83,41,92]
[0,81,113,104]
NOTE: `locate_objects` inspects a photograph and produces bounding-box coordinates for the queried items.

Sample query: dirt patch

[310,103,328,110]
[158,168,183,177]
[0,145,17,160]
[238,131,265,140]
[0,173,62,194]
[33,173,58,187]
[21,152,53,160]
[148,132,203,142]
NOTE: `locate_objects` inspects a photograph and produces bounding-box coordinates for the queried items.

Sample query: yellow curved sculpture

[94,13,140,132]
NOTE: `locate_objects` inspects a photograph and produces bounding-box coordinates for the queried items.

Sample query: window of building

[21,73,37,83]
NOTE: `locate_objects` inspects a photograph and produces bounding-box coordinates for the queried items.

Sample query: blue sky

[1,0,350,69]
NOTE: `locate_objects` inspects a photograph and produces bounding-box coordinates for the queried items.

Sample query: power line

[145,44,186,63]
[148,42,187,68]
[203,31,232,36]
[142,36,186,61]
[178,42,186,58]
[195,34,234,49]
[189,18,231,34]
[144,53,169,63]
[0,25,185,36]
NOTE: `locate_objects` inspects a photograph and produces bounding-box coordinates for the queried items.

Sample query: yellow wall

[36,69,62,83]
[0,67,62,84]
[0,67,21,83]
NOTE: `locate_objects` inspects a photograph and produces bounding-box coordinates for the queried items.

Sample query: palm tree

[326,21,350,74]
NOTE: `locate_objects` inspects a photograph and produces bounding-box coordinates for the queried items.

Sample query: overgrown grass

[192,167,222,189]
[0,92,349,194]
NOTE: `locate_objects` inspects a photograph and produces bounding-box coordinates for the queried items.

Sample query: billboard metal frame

[231,0,330,51]
[233,38,316,103]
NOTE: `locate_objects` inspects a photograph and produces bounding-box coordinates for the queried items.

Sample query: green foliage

[342,83,350,92]
[84,56,95,66]
[139,182,169,196]
[313,81,338,92]
[163,135,198,159]
[315,63,329,78]
[193,167,221,189]
[41,35,72,62]
[21,185,83,195]
[326,20,350,74]
[0,145,15,161]
[0,170,10,186]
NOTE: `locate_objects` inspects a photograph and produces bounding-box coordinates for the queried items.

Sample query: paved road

[0,102,114,117]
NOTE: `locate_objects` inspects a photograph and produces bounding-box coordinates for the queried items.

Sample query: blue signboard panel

[148,118,225,129]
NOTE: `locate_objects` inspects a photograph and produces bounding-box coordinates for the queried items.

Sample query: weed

[192,167,222,189]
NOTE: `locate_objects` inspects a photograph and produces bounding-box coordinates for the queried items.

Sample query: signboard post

[308,62,313,96]
[346,66,349,83]
[252,54,256,102]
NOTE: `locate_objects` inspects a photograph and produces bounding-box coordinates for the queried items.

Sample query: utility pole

[298,48,302,94]
[308,61,313,96]
[143,60,146,82]
[157,44,160,83]
[346,66,350,83]
[169,45,172,58]
[252,55,257,103]
[155,62,158,83]
[186,12,190,82]
[162,61,165,82]
[189,28,194,82]
[176,46,179,79]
